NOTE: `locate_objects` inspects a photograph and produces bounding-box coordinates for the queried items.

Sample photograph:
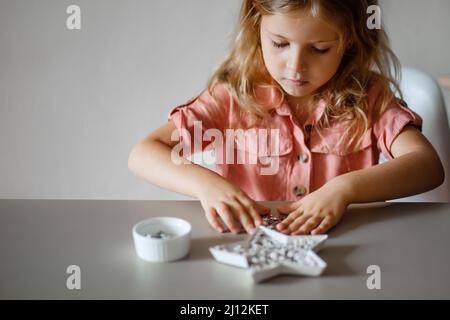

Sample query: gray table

[0,200,449,299]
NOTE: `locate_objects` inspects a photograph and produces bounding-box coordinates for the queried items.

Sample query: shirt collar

[254,84,327,125]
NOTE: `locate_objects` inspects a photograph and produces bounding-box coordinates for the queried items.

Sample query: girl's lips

[287,79,309,86]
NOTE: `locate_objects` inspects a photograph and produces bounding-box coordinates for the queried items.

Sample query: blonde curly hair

[206,0,402,153]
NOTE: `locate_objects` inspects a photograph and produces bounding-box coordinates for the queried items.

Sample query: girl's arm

[128,120,217,199]
[335,125,445,203]
[128,120,271,234]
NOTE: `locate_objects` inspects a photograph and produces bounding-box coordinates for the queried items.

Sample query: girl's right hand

[197,177,271,234]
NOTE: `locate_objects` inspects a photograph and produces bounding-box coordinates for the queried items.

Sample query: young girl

[128,0,444,236]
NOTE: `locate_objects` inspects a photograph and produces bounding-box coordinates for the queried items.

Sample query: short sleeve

[373,98,423,160]
[167,83,231,156]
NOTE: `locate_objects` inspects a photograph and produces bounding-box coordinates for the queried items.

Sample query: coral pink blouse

[168,79,422,201]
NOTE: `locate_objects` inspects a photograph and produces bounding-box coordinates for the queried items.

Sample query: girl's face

[260,10,345,104]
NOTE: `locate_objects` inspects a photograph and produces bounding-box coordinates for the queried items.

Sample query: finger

[284,213,312,233]
[311,216,335,235]
[205,207,224,233]
[229,199,255,234]
[276,209,303,231]
[236,196,262,228]
[216,203,242,234]
[253,202,272,216]
[277,202,300,214]
[292,216,323,235]
[239,212,255,234]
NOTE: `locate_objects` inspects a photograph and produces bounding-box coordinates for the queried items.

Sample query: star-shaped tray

[210,226,328,282]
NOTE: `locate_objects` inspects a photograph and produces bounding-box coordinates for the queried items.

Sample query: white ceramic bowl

[132,217,191,262]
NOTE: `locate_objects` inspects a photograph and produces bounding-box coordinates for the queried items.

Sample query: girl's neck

[287,95,316,125]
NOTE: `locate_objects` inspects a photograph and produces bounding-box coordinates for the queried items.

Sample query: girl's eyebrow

[266,29,338,43]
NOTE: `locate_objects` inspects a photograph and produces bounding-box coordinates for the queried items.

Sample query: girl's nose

[287,49,307,75]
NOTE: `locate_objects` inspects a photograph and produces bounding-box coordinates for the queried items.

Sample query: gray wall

[381,0,450,105]
[0,0,240,200]
[0,0,449,200]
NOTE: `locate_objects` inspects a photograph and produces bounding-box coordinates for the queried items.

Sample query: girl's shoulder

[365,72,399,115]
[366,72,423,135]
[169,81,233,122]
[187,80,236,115]
[207,80,232,101]
[204,80,254,120]
[209,80,281,112]
[208,80,283,127]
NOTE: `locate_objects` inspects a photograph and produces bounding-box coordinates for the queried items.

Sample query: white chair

[388,67,450,202]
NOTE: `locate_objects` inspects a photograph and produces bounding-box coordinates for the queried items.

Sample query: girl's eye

[312,47,330,54]
[271,41,330,54]
[271,40,288,49]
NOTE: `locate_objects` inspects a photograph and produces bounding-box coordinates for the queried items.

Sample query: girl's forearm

[334,151,445,204]
[128,140,224,199]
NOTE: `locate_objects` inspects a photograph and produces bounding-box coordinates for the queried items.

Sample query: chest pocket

[310,126,373,156]
[234,127,294,157]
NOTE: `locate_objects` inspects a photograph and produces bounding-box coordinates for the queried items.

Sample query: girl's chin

[283,85,315,97]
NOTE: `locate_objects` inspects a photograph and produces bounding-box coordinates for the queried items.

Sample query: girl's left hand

[275,179,351,235]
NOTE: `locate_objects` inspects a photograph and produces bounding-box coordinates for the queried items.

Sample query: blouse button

[293,185,307,197]
[297,153,309,163]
